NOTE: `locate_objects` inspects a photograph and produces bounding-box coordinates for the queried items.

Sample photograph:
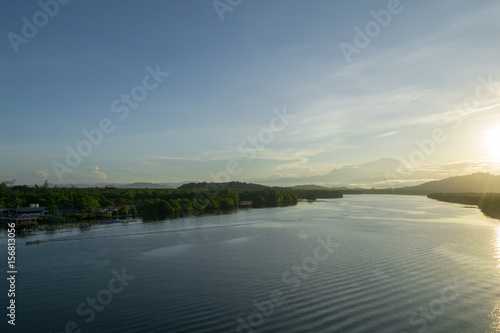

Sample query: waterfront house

[0,208,17,217]
[106,205,123,212]
[17,204,49,216]
[91,206,112,216]
[2,213,38,227]
[57,206,79,215]
[91,207,105,214]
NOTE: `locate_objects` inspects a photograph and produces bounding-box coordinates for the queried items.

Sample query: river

[1,194,500,332]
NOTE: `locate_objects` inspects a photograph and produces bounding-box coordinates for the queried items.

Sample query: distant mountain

[47,182,184,189]
[255,158,500,189]
[393,173,500,195]
[256,158,404,187]
[178,181,268,191]
[118,182,181,189]
[291,185,330,190]
[48,183,99,188]
[317,158,401,183]
[43,162,498,193]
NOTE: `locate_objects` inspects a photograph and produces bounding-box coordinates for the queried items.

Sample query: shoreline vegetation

[427,193,500,219]
[0,181,343,231]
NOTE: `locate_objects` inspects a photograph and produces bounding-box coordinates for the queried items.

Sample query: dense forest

[0,180,348,222]
[178,181,268,191]
[177,182,343,200]
[427,192,500,219]
[0,181,305,220]
[305,189,343,199]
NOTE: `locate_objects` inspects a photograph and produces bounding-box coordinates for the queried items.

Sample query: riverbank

[12,218,135,234]
[427,192,500,219]
[5,205,254,234]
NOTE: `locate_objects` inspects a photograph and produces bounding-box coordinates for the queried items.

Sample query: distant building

[105,205,129,212]
[57,206,79,215]
[91,207,105,214]
[17,204,49,216]
[91,207,113,216]
[2,213,38,226]
[0,208,17,218]
[106,205,121,212]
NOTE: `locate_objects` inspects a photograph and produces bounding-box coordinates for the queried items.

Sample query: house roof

[3,213,38,221]
[18,207,48,212]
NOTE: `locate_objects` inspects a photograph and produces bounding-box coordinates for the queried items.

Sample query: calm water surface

[2,195,500,332]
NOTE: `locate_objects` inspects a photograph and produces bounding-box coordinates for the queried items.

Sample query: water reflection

[490,304,500,333]
[495,226,500,270]
[489,226,500,332]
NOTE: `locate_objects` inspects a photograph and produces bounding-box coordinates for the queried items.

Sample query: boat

[26,240,42,245]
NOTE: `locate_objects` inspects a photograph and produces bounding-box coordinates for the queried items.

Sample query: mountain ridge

[391,172,500,195]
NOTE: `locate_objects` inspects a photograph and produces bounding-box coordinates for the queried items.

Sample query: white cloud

[36,170,49,179]
[89,165,107,181]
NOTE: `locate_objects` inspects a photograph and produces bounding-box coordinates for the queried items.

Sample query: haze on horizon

[1,0,500,187]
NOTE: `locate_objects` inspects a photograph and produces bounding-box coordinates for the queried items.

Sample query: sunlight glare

[483,126,500,160]
[495,226,500,270]
[489,226,500,333]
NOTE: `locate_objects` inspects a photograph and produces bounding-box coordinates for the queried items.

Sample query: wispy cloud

[368,131,399,141]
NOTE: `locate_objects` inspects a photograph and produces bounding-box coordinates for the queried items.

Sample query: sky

[1,0,500,186]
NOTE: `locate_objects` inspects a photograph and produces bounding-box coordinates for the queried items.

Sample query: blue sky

[1,0,500,185]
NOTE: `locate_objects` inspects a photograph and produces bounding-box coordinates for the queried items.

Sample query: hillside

[178,181,268,191]
[291,185,330,190]
[396,173,500,195]
[118,182,180,189]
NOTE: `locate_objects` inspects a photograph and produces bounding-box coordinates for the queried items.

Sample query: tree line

[427,193,500,219]
[0,182,304,218]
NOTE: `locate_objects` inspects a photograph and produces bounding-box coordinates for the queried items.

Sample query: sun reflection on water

[495,226,500,270]
[489,226,500,332]
[490,304,500,333]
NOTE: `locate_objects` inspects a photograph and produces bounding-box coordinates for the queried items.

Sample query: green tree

[158,200,173,214]
[118,205,129,215]
[78,196,99,211]
[253,196,265,207]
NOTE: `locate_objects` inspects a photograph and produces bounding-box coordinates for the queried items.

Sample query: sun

[483,126,500,159]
